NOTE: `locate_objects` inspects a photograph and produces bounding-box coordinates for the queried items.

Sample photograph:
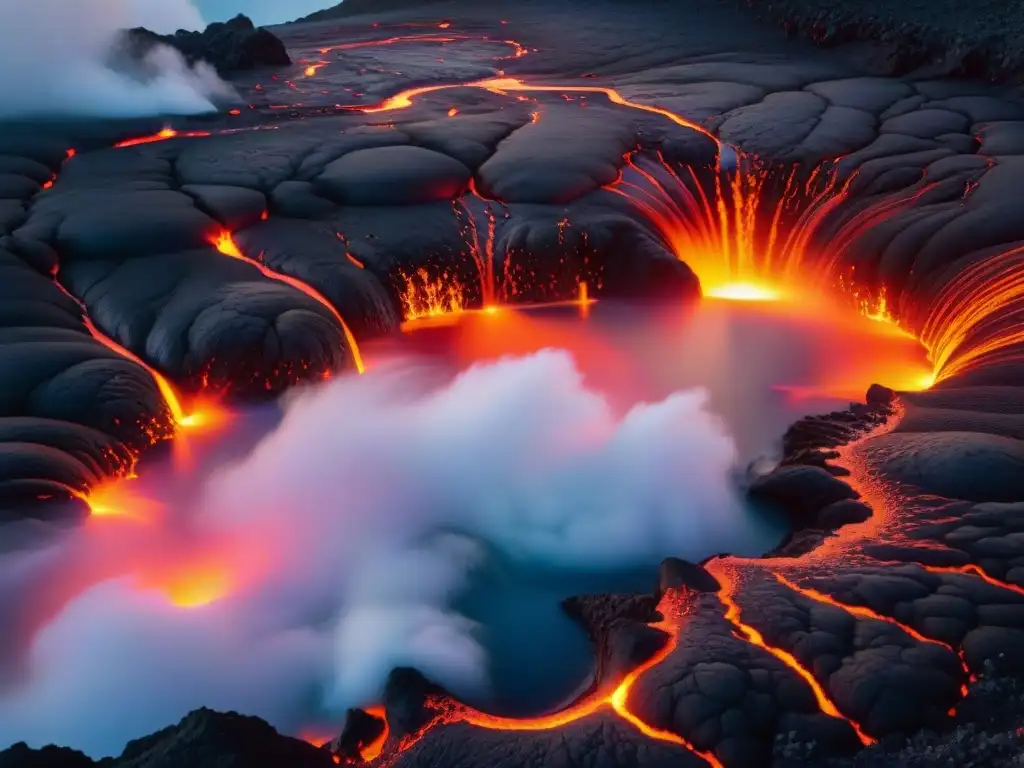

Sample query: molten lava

[376,589,722,767]
[114,127,211,148]
[209,231,365,374]
[920,245,1024,383]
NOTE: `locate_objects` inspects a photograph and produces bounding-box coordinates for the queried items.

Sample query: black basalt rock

[0,743,95,768]
[749,465,859,523]
[658,557,721,593]
[330,708,387,764]
[114,708,333,768]
[120,14,291,74]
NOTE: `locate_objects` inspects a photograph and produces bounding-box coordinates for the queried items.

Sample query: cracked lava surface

[2,0,1024,766]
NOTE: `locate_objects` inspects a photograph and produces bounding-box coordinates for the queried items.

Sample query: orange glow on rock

[209,231,365,374]
[923,564,1024,597]
[447,106,458,117]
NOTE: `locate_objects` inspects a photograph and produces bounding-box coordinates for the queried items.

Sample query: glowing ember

[305,62,328,77]
[209,231,365,374]
[447,106,458,117]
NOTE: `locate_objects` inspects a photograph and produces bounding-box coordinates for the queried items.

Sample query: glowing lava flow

[772,573,972,698]
[51,273,196,433]
[320,34,526,60]
[919,245,1024,383]
[711,567,875,746]
[373,590,722,767]
[209,231,365,374]
[113,127,212,148]
[922,564,1024,597]
[352,77,714,141]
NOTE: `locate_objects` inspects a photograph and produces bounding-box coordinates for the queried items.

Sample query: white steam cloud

[0,351,757,756]
[0,0,236,118]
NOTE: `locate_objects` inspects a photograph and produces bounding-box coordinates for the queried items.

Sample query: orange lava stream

[113,127,211,148]
[922,564,1024,597]
[50,272,200,435]
[919,245,1024,383]
[353,76,714,141]
[711,566,875,746]
[360,706,390,763]
[373,590,721,766]
[209,231,365,374]
[773,572,972,697]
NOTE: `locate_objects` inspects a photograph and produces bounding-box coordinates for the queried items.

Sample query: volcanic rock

[330,708,387,764]
[119,15,291,74]
[748,465,859,523]
[0,743,94,768]
[816,499,873,529]
[866,383,897,406]
[114,708,333,768]
[658,557,722,593]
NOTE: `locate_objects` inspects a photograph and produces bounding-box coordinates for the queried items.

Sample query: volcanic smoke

[0,0,234,118]
[0,350,760,756]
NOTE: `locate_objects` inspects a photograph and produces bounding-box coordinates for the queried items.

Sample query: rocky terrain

[118,14,291,73]
[2,0,1024,765]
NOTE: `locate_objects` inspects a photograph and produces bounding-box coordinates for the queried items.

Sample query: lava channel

[367,589,723,767]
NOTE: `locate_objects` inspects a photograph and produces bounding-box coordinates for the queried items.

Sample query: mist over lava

[0,350,757,756]
[0,0,234,118]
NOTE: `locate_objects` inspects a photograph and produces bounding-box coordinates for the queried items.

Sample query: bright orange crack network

[209,231,365,374]
[711,566,875,746]
[372,590,722,767]
[773,573,972,699]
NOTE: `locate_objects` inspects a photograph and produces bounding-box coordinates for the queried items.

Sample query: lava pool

[0,292,933,755]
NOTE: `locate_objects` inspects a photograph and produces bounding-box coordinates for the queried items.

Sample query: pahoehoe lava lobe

[4,0,1024,765]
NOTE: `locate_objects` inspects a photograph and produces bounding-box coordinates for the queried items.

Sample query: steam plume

[0,0,235,118]
[0,351,756,756]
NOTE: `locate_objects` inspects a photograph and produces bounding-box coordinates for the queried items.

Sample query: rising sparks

[399,267,466,324]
